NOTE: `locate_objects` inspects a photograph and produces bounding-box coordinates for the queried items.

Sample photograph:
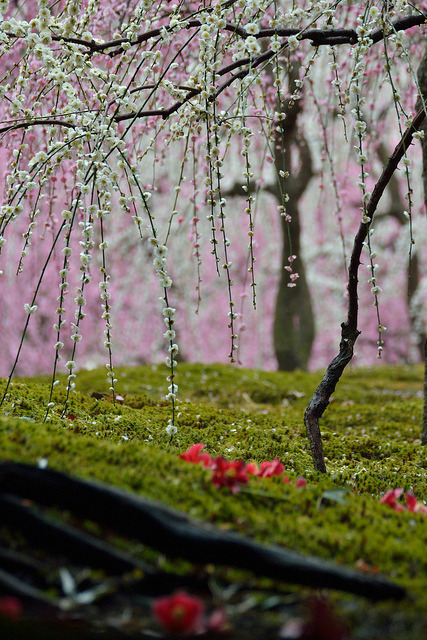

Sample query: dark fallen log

[0,493,210,605]
[0,461,406,601]
[0,493,148,575]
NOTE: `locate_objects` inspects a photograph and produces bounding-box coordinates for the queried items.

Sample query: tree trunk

[274,201,315,370]
[272,61,315,370]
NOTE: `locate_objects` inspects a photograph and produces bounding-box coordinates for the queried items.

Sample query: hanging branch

[304,107,426,473]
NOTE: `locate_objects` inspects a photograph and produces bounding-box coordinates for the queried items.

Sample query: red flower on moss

[211,457,248,493]
[380,488,404,512]
[405,492,427,515]
[245,462,259,475]
[178,446,310,494]
[152,591,205,636]
[257,458,285,478]
[380,489,427,515]
[179,444,212,467]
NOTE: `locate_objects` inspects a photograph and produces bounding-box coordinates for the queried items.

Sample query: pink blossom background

[0,1,426,378]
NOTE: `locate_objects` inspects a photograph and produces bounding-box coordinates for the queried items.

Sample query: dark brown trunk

[272,61,315,370]
[273,201,315,371]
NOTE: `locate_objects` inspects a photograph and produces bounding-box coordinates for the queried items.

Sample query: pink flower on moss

[257,458,285,478]
[152,591,205,636]
[296,476,308,487]
[179,444,212,467]
[380,488,404,512]
[211,457,248,493]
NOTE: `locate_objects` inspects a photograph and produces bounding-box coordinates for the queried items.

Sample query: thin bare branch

[304,107,426,473]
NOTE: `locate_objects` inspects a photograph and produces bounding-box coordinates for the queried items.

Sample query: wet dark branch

[304,107,426,474]
[0,118,77,135]
[0,493,148,574]
[39,13,425,55]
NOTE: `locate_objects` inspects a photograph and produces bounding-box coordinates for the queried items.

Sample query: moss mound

[0,363,426,638]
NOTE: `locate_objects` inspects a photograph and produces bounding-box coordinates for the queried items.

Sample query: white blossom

[24,303,38,314]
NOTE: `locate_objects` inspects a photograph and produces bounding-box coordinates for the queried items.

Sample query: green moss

[0,363,426,637]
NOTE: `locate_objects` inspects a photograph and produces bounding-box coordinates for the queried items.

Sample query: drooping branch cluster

[1,12,425,131]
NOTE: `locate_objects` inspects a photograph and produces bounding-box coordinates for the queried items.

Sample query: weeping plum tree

[0,0,426,465]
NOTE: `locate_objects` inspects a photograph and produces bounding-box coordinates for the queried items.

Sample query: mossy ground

[0,362,426,638]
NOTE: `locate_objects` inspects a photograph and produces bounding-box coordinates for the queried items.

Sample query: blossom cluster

[179,443,307,494]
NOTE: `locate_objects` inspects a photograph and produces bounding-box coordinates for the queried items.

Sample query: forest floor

[0,362,425,639]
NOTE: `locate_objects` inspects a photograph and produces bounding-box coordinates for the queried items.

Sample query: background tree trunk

[273,191,315,371]
[272,63,315,371]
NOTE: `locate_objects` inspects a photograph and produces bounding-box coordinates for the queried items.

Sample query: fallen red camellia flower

[257,458,285,478]
[178,445,308,491]
[211,457,248,493]
[151,591,205,636]
[405,492,427,514]
[380,488,404,512]
[295,477,308,487]
[380,488,427,515]
[179,443,212,467]
[245,461,259,475]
